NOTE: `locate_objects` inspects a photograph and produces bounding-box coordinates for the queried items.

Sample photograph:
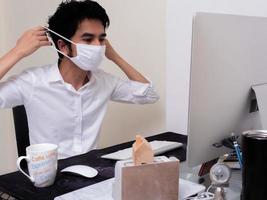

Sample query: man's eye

[83,38,93,42]
[99,38,105,42]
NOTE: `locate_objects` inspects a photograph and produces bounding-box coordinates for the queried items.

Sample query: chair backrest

[12,105,30,157]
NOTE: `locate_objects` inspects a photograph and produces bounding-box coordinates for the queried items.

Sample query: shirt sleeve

[0,70,35,108]
[109,75,160,104]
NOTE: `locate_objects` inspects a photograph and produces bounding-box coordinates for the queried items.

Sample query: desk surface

[0,132,187,200]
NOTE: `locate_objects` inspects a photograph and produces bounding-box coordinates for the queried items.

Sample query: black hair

[48,0,110,58]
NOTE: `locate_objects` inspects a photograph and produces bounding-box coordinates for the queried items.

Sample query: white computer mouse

[61,165,98,178]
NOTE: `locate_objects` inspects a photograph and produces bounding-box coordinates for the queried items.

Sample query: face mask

[43,26,106,71]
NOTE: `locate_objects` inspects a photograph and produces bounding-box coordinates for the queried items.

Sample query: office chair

[0,106,29,199]
[12,105,30,157]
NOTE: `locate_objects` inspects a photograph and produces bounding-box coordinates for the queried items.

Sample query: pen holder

[112,156,179,200]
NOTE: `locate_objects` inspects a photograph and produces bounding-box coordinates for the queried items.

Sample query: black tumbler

[242,130,267,200]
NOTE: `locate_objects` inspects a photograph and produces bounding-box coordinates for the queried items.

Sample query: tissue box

[112,156,179,200]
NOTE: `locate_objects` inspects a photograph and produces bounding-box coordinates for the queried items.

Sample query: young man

[0,0,159,159]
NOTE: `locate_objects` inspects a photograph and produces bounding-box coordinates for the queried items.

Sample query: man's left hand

[104,39,120,62]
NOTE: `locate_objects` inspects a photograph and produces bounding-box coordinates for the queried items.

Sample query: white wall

[0,0,18,174]
[95,0,166,147]
[0,0,166,174]
[4,0,267,175]
[0,0,61,175]
[166,0,267,135]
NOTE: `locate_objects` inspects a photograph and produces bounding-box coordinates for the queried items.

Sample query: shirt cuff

[131,78,153,97]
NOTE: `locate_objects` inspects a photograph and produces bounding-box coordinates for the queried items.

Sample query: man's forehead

[74,26,106,38]
[70,19,106,39]
[76,19,105,32]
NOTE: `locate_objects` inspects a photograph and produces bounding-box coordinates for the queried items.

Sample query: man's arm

[104,40,159,104]
[104,40,150,84]
[0,26,51,80]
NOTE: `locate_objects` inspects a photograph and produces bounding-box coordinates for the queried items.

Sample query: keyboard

[0,191,17,200]
[101,140,183,160]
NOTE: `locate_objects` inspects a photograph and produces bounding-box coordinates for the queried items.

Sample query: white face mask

[43,26,106,71]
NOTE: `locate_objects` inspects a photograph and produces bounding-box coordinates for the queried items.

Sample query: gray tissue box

[112,156,180,200]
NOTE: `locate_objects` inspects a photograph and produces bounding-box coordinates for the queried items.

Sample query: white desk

[55,177,207,200]
[55,162,241,200]
[179,162,242,200]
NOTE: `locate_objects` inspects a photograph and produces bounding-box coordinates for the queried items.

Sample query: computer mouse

[61,165,98,178]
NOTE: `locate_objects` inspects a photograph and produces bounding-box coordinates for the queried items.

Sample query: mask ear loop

[42,25,75,59]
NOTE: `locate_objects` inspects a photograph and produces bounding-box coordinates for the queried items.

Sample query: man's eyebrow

[99,33,107,37]
[81,33,107,38]
[81,33,94,38]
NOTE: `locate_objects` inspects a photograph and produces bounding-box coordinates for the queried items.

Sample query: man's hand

[103,39,149,84]
[104,39,120,62]
[14,26,52,58]
[0,26,51,80]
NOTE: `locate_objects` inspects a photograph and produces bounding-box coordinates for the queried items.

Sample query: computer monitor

[187,12,267,167]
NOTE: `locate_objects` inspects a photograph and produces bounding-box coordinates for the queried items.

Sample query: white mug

[16,143,58,187]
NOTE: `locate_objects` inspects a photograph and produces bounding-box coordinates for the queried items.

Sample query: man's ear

[57,39,70,54]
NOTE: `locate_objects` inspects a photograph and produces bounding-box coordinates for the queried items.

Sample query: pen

[233,141,243,170]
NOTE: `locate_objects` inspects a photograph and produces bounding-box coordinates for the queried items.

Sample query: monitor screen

[187,12,267,167]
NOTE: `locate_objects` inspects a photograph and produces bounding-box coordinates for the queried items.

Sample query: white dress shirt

[0,63,159,159]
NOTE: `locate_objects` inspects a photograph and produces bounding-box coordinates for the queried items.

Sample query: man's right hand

[0,26,52,80]
[14,26,52,58]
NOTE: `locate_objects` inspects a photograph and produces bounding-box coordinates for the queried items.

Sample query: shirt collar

[47,63,96,87]
[47,63,63,83]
